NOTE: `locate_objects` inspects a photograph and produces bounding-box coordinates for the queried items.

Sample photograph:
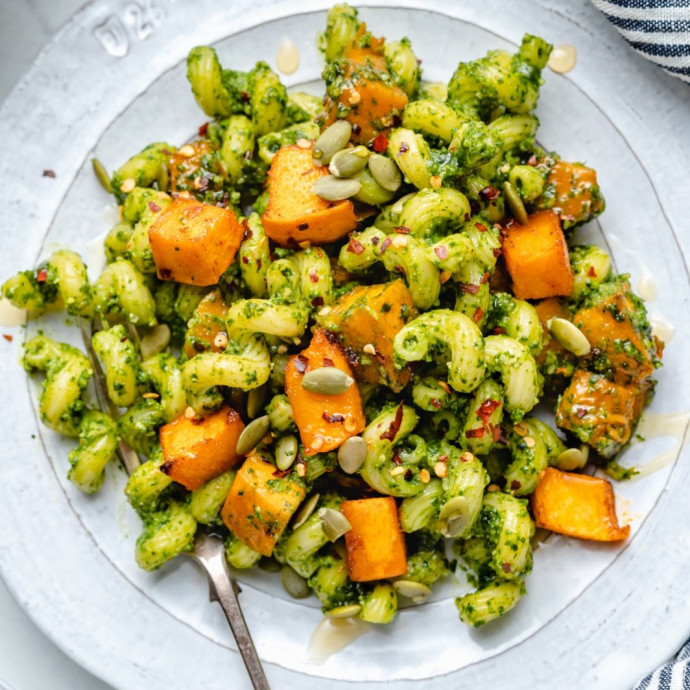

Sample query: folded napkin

[634,638,690,689]
[591,0,690,83]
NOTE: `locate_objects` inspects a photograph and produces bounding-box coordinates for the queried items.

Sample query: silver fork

[79,317,270,690]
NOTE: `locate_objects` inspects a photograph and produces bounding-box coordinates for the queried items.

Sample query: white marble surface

[1,5,113,689]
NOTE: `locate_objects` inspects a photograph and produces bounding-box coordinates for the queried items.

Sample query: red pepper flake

[241,256,249,264]
[393,225,411,234]
[351,123,361,136]
[527,154,538,166]
[298,222,310,230]
[458,282,480,295]
[3,334,12,342]
[380,402,404,441]
[272,467,293,478]
[42,169,56,178]
[392,446,403,465]
[294,355,309,374]
[588,266,597,277]
[492,247,502,258]
[148,201,161,213]
[473,307,484,324]
[434,245,448,260]
[36,269,48,283]
[430,397,442,410]
[492,326,507,335]
[479,186,500,201]
[241,91,250,102]
[308,269,319,283]
[372,133,389,152]
[398,142,409,156]
[347,238,365,255]
[477,399,501,423]
[323,412,345,423]
[404,469,413,480]
[198,122,209,136]
[574,406,588,419]
[301,168,314,176]
[379,237,392,254]
[311,296,324,308]
[371,235,380,246]
[438,454,449,463]
[394,264,407,279]
[480,272,490,285]
[162,149,172,156]
[256,259,262,270]
[323,357,334,367]
[474,222,488,233]
[465,427,486,439]
[502,562,512,573]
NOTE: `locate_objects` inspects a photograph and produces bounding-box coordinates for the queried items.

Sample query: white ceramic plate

[1,1,689,688]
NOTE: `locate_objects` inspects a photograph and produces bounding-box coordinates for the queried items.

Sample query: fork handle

[203,550,271,690]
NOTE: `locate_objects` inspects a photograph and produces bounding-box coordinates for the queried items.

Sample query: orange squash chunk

[501,210,573,300]
[149,198,243,286]
[160,405,245,491]
[574,289,656,386]
[531,467,630,542]
[544,160,605,229]
[183,289,229,359]
[318,280,416,392]
[261,144,357,247]
[556,370,637,458]
[342,497,407,582]
[221,454,306,556]
[285,329,365,455]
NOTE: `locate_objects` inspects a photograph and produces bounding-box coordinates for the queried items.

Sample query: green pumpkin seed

[327,604,362,618]
[502,180,528,225]
[391,192,416,216]
[292,492,321,530]
[351,168,395,205]
[246,384,267,419]
[92,158,112,193]
[275,434,298,471]
[392,580,432,604]
[547,317,591,357]
[329,146,370,177]
[438,495,470,538]
[236,414,270,455]
[555,444,589,471]
[319,507,352,541]
[281,566,311,599]
[139,324,171,360]
[301,367,354,395]
[156,162,169,193]
[312,174,361,201]
[338,436,368,474]
[368,154,402,192]
[312,120,352,165]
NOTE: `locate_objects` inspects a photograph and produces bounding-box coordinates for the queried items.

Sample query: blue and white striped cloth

[591,0,690,83]
[634,638,690,689]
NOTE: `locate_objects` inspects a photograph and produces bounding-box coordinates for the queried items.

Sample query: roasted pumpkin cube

[261,144,357,247]
[221,454,306,556]
[183,289,229,359]
[574,287,657,386]
[149,198,243,286]
[342,497,407,582]
[540,160,605,229]
[556,370,637,458]
[501,210,574,300]
[318,280,417,392]
[284,329,365,455]
[531,467,630,542]
[160,405,245,490]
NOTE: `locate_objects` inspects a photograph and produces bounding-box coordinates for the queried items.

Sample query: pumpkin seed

[352,168,395,205]
[368,154,402,192]
[556,444,589,471]
[246,384,267,419]
[292,492,320,530]
[338,436,368,474]
[329,146,370,177]
[301,367,354,395]
[319,507,352,541]
[312,120,352,165]
[547,317,591,356]
[139,324,171,360]
[326,604,362,618]
[92,157,112,192]
[391,192,416,215]
[438,495,470,538]
[312,174,361,201]
[275,434,298,471]
[156,162,169,193]
[281,566,311,599]
[392,580,432,604]
[236,415,270,455]
[502,180,528,225]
